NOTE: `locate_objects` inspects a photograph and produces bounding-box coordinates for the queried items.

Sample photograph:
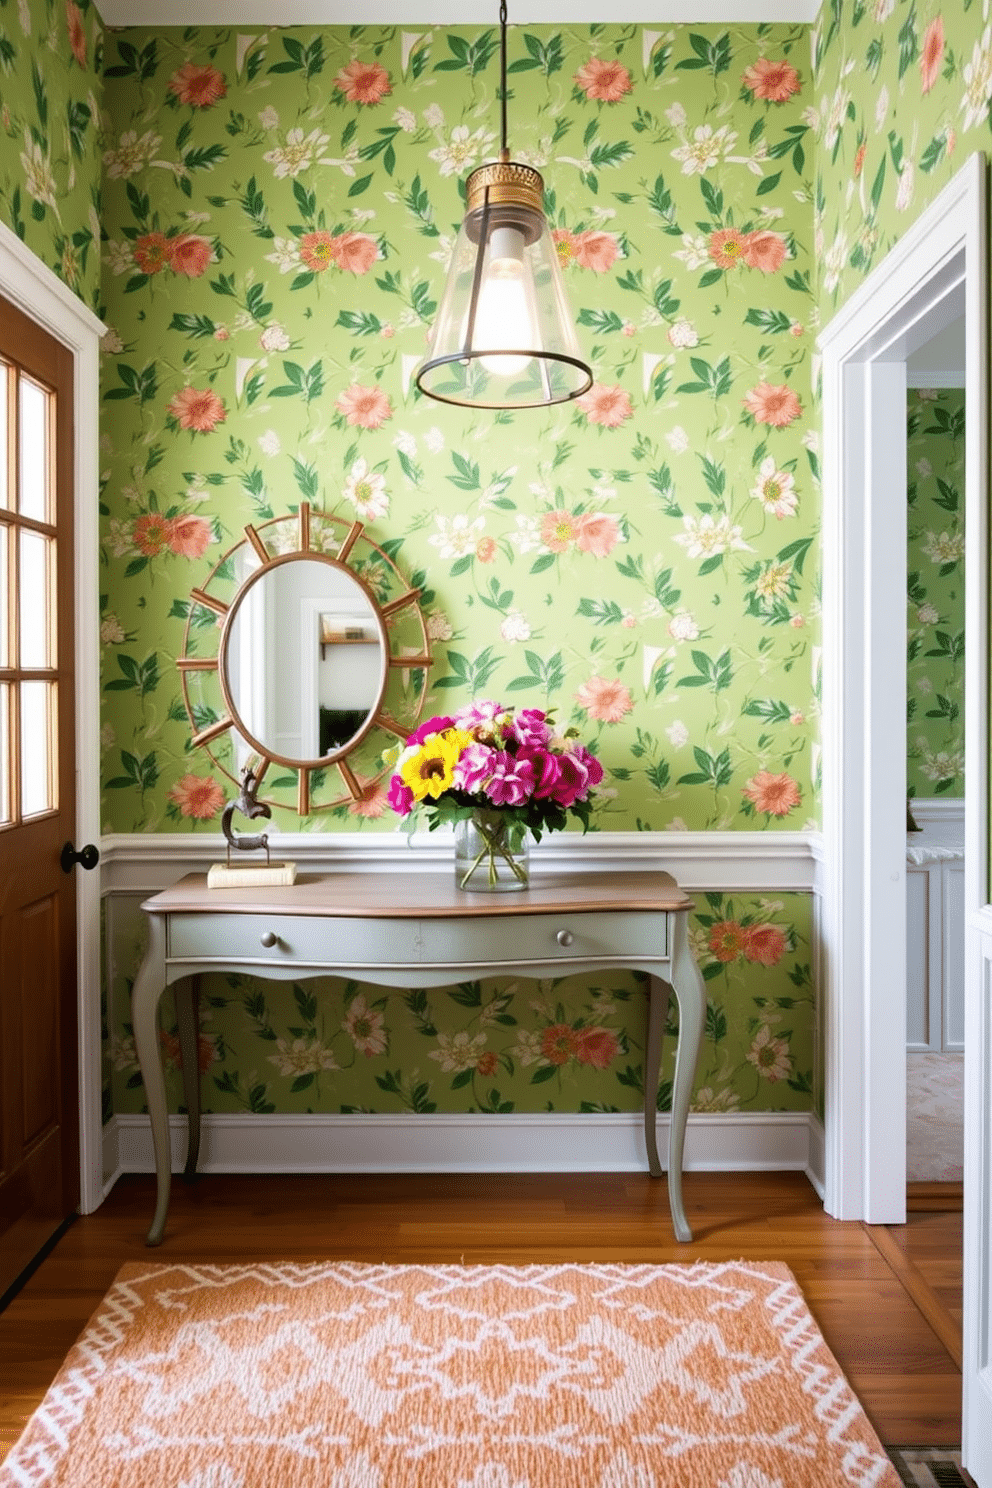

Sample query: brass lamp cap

[465,159,545,217]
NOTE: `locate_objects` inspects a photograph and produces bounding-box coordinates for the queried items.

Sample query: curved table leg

[666,909,706,1242]
[130,915,172,1246]
[175,974,202,1181]
[644,974,669,1181]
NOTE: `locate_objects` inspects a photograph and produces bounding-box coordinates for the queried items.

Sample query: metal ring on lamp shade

[414,163,593,411]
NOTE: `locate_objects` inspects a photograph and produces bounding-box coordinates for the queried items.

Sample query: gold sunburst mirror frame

[177,503,432,816]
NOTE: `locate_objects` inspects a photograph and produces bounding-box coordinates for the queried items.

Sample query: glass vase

[454,810,530,892]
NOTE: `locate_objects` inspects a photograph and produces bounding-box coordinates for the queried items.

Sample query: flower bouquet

[387,701,604,891]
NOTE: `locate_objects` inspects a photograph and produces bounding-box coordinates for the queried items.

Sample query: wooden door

[0,293,78,1298]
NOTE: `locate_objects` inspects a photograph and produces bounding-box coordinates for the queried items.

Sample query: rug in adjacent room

[0,1259,901,1487]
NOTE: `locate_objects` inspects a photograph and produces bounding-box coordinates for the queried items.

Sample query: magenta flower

[571,744,604,789]
[455,699,506,731]
[509,708,551,749]
[387,775,415,816]
[453,741,497,794]
[551,751,595,808]
[405,714,455,747]
[485,751,537,807]
[530,748,564,799]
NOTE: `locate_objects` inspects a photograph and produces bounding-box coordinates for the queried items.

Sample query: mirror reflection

[222,555,386,767]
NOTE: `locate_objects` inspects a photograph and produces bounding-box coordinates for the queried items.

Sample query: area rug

[0,1260,900,1487]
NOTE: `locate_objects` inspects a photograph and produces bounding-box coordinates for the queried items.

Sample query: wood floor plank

[0,1171,963,1460]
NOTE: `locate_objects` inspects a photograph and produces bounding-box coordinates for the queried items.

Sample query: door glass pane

[18,376,49,522]
[0,362,8,511]
[20,679,54,816]
[0,683,9,825]
[0,523,7,667]
[18,529,51,668]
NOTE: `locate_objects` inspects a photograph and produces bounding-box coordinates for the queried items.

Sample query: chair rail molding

[0,220,106,1217]
[99,828,822,895]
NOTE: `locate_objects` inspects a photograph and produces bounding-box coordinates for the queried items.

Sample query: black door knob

[60,841,100,874]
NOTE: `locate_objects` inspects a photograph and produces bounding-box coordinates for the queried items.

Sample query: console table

[132,869,705,1246]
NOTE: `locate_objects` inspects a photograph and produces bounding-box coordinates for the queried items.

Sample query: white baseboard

[104,1110,822,1187]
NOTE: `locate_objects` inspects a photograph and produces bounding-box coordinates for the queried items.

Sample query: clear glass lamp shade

[415,203,592,410]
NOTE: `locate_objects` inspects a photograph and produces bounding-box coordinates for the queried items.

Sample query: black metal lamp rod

[499,0,509,160]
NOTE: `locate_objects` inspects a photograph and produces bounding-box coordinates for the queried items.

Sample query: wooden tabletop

[142,870,695,919]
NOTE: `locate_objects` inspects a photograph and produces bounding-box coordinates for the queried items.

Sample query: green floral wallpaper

[907,386,964,799]
[98,22,818,837]
[813,0,989,315]
[107,888,814,1117]
[0,0,103,309]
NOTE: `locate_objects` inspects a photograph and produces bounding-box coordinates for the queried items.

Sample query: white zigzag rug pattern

[0,1259,900,1487]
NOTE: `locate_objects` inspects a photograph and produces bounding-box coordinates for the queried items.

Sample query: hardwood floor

[0,1170,963,1463]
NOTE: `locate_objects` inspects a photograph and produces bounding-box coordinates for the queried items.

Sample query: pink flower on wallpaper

[743,230,787,273]
[167,773,226,819]
[743,923,787,966]
[740,57,801,102]
[336,384,393,429]
[541,1024,579,1066]
[168,63,227,108]
[573,231,620,272]
[66,1,86,67]
[576,383,634,428]
[348,785,390,818]
[540,510,578,553]
[300,231,336,273]
[574,1026,619,1069]
[575,512,621,557]
[167,386,227,433]
[743,381,803,428]
[552,228,578,268]
[167,234,213,278]
[132,512,172,557]
[573,57,633,102]
[334,59,392,105]
[742,769,802,817]
[133,232,171,275]
[160,1026,218,1073]
[575,675,633,723]
[920,16,944,94]
[709,920,749,963]
[333,231,378,274]
[167,514,213,559]
[476,1051,499,1077]
[475,536,498,563]
[708,228,750,270]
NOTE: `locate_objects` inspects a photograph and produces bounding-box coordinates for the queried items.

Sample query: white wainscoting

[99,829,825,1198]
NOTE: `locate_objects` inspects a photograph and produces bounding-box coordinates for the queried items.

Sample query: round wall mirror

[177,504,432,815]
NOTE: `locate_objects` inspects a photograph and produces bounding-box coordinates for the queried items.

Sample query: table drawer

[418,910,667,966]
[167,912,422,967]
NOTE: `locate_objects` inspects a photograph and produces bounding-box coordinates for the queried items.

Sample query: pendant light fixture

[414,0,593,411]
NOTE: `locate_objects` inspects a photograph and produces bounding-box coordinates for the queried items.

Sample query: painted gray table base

[130,871,706,1246]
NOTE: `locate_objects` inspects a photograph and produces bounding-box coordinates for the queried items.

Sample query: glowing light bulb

[473,226,538,377]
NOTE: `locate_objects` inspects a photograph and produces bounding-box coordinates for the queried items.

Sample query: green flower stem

[458,815,528,889]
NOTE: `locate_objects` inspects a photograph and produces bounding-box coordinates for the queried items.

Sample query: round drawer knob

[260,930,278,948]
[556,929,574,948]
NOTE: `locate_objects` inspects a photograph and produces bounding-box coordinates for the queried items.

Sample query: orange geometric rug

[0,1260,900,1487]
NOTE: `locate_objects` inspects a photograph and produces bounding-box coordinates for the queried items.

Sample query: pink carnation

[453,742,498,795]
[510,708,551,749]
[405,714,455,747]
[484,751,536,807]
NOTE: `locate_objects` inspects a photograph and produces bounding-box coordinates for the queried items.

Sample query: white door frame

[0,223,106,1216]
[819,152,989,1480]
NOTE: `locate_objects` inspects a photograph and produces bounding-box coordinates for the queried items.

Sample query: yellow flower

[400,727,472,802]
